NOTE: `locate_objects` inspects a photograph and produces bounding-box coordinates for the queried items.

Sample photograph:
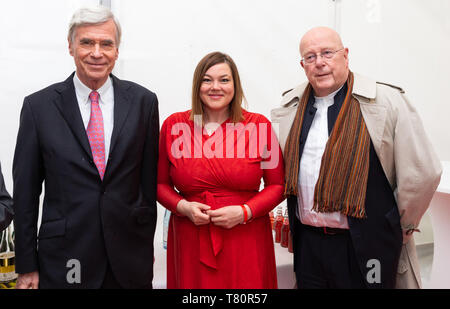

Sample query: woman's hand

[208,205,252,229]
[176,199,211,226]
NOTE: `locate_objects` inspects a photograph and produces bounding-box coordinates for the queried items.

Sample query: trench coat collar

[352,72,377,99]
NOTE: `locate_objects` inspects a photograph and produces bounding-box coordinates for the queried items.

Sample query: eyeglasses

[301,48,345,65]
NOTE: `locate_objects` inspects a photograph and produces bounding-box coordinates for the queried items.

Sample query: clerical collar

[314,84,345,100]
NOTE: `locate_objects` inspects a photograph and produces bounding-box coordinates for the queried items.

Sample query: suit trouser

[101,262,122,289]
[295,224,366,289]
[100,262,154,289]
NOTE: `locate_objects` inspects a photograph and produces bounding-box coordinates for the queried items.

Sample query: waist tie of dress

[185,190,255,270]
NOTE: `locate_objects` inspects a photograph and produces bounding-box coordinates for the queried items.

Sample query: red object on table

[274,208,284,243]
[270,210,275,230]
[281,214,289,248]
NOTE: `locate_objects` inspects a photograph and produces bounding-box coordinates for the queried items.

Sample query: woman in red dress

[157,52,285,288]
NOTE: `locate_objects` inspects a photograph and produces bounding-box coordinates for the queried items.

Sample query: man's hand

[176,199,211,226]
[401,221,420,245]
[16,271,39,289]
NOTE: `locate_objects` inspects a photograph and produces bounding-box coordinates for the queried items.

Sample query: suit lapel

[53,73,93,161]
[109,74,132,157]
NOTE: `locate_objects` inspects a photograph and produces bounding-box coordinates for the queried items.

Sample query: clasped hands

[176,199,252,229]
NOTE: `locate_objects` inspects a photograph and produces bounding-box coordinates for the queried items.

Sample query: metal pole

[100,0,111,8]
[332,0,342,34]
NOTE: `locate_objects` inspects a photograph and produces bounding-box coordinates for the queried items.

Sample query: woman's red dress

[157,110,285,288]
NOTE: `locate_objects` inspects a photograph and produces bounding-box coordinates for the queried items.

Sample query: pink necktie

[87,91,106,180]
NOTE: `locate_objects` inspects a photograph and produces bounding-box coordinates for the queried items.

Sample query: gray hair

[68,6,122,47]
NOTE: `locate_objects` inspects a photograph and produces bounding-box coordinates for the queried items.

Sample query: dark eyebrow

[79,38,115,45]
[204,74,231,78]
[79,38,93,43]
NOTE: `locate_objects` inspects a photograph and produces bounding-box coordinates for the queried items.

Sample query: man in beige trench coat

[271,26,442,288]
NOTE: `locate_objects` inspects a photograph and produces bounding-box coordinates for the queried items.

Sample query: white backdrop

[1,0,449,186]
[0,0,449,287]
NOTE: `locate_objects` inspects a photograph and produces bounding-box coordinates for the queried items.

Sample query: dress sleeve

[157,117,183,214]
[245,116,285,218]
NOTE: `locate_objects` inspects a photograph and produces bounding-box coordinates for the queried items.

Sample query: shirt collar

[73,73,113,105]
[313,84,345,108]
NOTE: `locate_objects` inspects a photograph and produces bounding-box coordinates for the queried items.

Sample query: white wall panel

[0,0,100,191]
[340,0,450,161]
[114,0,333,123]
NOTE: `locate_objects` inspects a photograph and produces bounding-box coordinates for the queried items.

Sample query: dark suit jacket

[0,163,13,231]
[288,84,402,288]
[13,73,159,288]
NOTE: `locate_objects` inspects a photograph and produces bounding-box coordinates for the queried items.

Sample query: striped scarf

[284,72,370,219]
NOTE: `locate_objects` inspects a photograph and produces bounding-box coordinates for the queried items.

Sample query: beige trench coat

[271,72,442,289]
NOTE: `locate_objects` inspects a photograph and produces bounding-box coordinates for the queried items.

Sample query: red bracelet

[240,205,248,224]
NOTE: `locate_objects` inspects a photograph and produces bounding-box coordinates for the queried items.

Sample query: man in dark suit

[13,6,159,289]
[0,163,13,232]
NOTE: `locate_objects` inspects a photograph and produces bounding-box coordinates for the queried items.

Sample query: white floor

[417,243,433,289]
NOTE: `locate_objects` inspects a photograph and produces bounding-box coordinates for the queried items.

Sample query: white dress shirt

[73,73,114,163]
[297,86,349,229]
